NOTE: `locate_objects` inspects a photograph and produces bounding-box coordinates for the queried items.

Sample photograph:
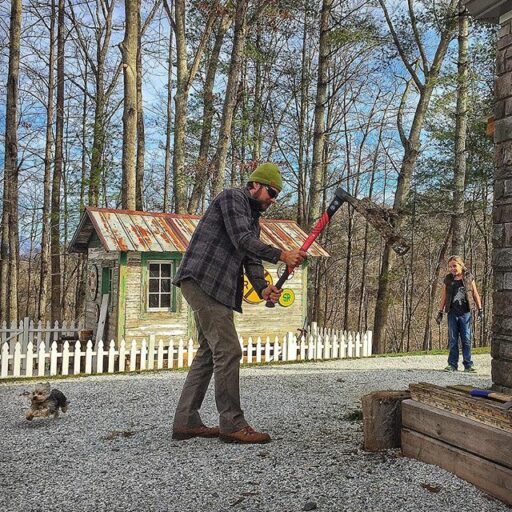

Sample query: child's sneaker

[444,365,457,372]
[464,367,477,373]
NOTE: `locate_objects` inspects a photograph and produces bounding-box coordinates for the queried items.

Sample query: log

[409,382,512,433]
[361,390,410,451]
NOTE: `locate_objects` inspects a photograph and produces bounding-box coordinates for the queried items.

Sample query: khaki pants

[172,279,248,433]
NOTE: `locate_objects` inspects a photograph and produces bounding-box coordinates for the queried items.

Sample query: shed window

[147,261,175,311]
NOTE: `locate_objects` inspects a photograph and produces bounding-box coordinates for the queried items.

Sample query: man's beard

[254,189,271,211]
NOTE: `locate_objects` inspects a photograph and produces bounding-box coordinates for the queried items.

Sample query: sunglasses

[264,185,279,199]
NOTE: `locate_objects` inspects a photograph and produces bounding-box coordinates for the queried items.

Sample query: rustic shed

[69,207,329,344]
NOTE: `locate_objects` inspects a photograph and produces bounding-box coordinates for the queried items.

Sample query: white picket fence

[0,318,82,352]
[0,325,372,379]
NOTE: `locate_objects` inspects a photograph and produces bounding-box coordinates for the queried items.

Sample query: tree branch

[186,4,218,89]
[407,0,429,73]
[378,0,423,92]
[162,0,177,34]
[397,76,413,148]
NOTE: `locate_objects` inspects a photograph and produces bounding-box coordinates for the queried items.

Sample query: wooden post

[116,252,128,344]
[362,390,411,451]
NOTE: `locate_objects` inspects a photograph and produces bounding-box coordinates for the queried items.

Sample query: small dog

[26,382,69,420]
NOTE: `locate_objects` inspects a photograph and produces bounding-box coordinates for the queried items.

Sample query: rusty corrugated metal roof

[70,207,330,257]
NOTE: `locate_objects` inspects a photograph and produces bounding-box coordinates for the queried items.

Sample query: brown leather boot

[219,426,271,444]
[172,425,220,440]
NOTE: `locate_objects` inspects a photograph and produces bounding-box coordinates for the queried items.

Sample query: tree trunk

[163,28,173,212]
[51,0,65,323]
[172,0,189,212]
[297,4,310,228]
[79,57,88,213]
[358,111,385,332]
[307,0,332,229]
[136,0,145,210]
[211,0,249,198]
[252,20,263,162]
[61,135,70,314]
[38,0,56,321]
[164,0,216,211]
[121,0,138,210]
[89,85,105,207]
[451,1,469,255]
[188,14,231,213]
[25,207,37,318]
[0,0,22,324]
[0,156,9,323]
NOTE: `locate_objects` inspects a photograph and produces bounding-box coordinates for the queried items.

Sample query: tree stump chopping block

[362,390,411,451]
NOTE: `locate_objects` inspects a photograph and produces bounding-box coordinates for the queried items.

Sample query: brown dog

[26,382,69,420]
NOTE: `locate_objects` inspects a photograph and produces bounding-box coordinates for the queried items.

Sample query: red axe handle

[265,188,347,308]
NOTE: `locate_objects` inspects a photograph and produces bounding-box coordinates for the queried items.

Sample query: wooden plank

[402,399,512,469]
[409,383,512,433]
[402,428,512,506]
[95,294,109,347]
[116,252,128,344]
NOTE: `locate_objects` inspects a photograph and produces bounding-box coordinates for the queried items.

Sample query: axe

[469,389,512,410]
[266,187,410,308]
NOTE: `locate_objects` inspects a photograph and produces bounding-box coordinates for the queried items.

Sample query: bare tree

[451,0,469,255]
[38,0,56,321]
[373,0,458,353]
[164,0,217,212]
[135,0,145,210]
[307,0,332,229]
[121,0,139,210]
[50,0,65,323]
[0,0,22,324]
[211,0,249,198]
[163,27,173,212]
[188,13,232,213]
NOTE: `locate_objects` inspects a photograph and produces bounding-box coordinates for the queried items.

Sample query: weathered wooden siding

[124,252,189,342]
[234,264,307,339]
[85,243,118,340]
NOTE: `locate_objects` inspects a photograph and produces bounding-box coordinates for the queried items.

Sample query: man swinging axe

[171,162,409,444]
[172,162,306,444]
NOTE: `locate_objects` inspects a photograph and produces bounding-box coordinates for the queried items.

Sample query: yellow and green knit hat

[248,163,283,192]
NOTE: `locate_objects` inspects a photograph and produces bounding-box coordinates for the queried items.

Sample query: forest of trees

[0,0,497,353]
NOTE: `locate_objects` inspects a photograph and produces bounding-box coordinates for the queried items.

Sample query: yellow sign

[243,270,273,304]
[278,288,295,307]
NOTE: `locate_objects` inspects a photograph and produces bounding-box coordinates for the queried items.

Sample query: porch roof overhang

[69,206,330,258]
[464,0,512,22]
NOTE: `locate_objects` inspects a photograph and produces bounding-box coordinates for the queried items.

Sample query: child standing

[436,255,483,372]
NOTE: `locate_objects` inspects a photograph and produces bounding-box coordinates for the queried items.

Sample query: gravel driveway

[1,353,508,512]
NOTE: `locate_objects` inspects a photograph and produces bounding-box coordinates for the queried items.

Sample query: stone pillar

[493,12,512,392]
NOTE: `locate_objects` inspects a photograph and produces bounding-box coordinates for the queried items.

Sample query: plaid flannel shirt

[173,188,282,312]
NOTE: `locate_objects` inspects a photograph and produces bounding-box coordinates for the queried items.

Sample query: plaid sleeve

[219,190,281,263]
[244,255,267,298]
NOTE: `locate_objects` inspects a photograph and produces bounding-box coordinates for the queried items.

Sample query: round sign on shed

[278,288,295,307]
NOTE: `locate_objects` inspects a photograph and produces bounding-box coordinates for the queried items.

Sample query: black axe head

[335,188,410,256]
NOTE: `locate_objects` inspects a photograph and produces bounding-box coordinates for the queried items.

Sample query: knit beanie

[248,163,283,192]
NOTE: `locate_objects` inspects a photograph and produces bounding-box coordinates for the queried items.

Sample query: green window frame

[142,253,181,313]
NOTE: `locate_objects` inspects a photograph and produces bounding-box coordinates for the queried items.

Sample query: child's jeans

[447,311,473,370]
